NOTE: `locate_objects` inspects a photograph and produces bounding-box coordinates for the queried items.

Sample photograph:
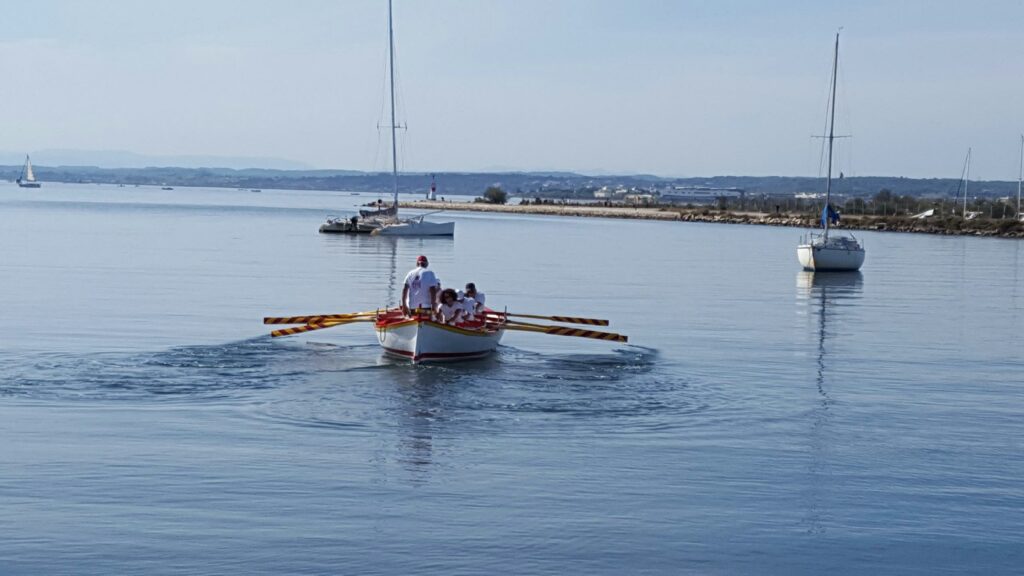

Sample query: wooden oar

[270,318,371,338]
[503,324,628,343]
[484,312,609,326]
[264,310,384,325]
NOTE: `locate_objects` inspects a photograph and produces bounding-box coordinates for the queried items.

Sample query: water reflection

[798,272,864,399]
[796,271,863,534]
[319,233,454,308]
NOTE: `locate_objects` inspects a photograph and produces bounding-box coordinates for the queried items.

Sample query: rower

[464,283,485,313]
[437,288,464,325]
[401,255,439,317]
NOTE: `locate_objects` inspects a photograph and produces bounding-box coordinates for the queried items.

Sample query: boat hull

[797,240,865,271]
[17,181,41,188]
[319,218,379,234]
[376,220,455,236]
[376,318,503,363]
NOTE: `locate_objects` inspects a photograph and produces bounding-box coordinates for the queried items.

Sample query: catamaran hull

[376,220,455,236]
[376,319,503,363]
[797,243,865,272]
[319,219,380,234]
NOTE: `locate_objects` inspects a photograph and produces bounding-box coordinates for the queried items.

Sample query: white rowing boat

[375,310,504,363]
[265,307,625,363]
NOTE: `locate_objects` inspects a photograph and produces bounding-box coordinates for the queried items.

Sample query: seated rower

[464,283,485,314]
[436,288,464,325]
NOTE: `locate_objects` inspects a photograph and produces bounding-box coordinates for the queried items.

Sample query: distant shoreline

[401,200,1024,239]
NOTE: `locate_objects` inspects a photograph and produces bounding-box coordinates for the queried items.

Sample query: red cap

[416,255,428,264]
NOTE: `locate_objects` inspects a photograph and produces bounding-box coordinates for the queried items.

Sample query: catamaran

[797,32,865,272]
[16,155,41,188]
[318,0,454,237]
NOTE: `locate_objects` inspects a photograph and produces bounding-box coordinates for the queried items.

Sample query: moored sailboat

[16,155,41,188]
[319,0,453,237]
[797,32,865,272]
[373,0,454,237]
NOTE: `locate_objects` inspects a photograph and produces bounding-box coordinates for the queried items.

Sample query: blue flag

[821,204,840,228]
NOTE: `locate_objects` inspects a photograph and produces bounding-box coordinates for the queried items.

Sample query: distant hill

[0,164,1017,200]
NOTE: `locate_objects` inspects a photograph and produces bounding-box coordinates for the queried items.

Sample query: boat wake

[1,340,712,436]
[0,337,375,402]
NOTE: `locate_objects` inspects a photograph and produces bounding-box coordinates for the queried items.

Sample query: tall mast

[823,31,840,239]
[1018,134,1022,218]
[388,0,399,212]
[964,147,971,217]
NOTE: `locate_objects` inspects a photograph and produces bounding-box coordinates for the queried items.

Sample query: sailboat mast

[1018,134,1022,217]
[388,0,399,211]
[964,147,971,217]
[823,32,840,239]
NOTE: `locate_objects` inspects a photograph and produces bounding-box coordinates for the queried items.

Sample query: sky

[1,0,1022,178]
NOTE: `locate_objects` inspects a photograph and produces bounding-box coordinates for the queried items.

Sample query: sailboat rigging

[319,0,453,236]
[1017,134,1022,221]
[16,155,41,188]
[796,32,865,272]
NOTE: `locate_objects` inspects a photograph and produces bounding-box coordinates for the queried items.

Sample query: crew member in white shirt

[401,255,440,317]
[437,288,464,325]
[457,292,478,321]
[464,283,485,314]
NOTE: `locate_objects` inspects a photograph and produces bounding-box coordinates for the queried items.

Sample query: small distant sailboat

[952,148,982,220]
[16,155,41,188]
[797,32,865,272]
[427,174,437,201]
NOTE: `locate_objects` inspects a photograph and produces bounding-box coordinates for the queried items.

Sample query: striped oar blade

[484,312,610,326]
[264,311,379,325]
[269,318,368,338]
[504,324,627,343]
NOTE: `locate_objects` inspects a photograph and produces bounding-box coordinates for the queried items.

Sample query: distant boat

[427,174,437,200]
[368,0,453,237]
[797,32,865,272]
[952,149,982,219]
[161,186,174,190]
[16,155,41,188]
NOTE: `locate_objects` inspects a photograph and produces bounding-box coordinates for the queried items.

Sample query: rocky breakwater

[400,201,1024,238]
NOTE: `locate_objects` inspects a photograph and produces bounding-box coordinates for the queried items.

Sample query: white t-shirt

[468,291,485,308]
[438,301,463,324]
[459,297,478,319]
[403,267,439,311]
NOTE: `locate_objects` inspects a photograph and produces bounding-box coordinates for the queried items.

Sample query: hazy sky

[1,0,1022,178]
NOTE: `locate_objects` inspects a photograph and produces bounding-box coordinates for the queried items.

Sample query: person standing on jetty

[401,255,439,317]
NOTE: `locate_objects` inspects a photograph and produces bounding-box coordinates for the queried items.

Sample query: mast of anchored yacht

[964,147,971,217]
[1018,134,1022,218]
[822,31,840,241]
[388,0,399,219]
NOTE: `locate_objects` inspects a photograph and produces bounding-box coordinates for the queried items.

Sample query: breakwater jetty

[401,200,1024,238]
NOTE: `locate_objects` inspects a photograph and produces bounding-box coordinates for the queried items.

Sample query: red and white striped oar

[483,311,609,326]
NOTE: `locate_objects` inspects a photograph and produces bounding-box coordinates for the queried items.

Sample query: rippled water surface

[1,183,1022,574]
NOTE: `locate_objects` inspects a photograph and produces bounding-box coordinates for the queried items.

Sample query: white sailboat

[373,0,453,237]
[16,155,41,188]
[797,32,865,272]
[1017,134,1022,222]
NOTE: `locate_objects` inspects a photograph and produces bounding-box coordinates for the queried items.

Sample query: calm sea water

[1,183,1021,575]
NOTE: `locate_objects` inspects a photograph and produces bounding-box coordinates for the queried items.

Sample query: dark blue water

[1,183,1022,574]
